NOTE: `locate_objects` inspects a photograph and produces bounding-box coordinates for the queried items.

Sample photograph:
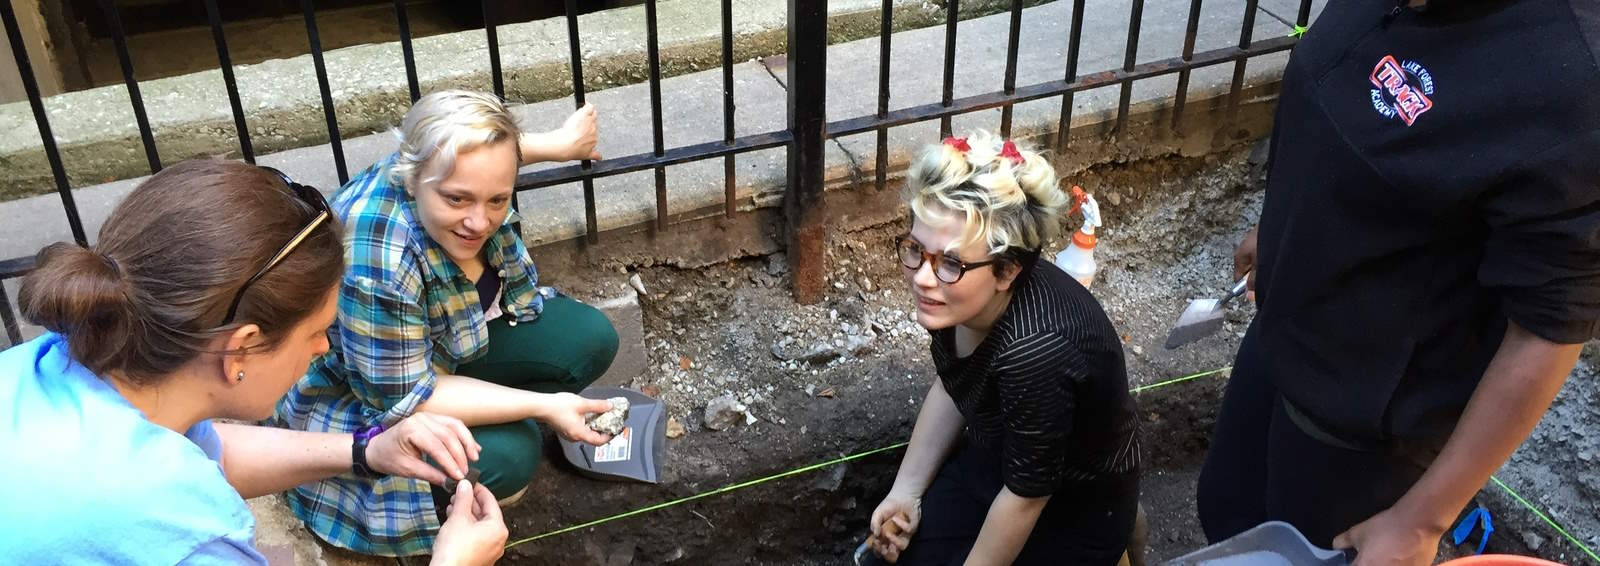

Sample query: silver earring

[236,371,245,382]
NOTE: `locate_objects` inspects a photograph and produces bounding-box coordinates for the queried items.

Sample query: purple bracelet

[351,424,386,477]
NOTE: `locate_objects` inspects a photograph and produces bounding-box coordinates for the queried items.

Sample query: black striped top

[930,260,1141,498]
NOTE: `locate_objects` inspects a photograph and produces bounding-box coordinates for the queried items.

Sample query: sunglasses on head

[218,167,332,326]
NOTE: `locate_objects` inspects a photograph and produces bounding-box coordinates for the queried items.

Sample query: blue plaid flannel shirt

[273,154,544,557]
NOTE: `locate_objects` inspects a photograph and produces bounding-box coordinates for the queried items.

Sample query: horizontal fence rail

[1,0,1305,345]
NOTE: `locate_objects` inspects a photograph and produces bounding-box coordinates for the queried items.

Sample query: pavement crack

[1257,5,1295,30]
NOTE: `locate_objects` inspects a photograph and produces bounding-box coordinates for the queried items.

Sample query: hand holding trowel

[1163,272,1251,350]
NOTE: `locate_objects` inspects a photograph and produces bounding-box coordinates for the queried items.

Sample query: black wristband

[351,424,385,478]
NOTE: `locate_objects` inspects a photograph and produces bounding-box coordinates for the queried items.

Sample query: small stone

[843,334,875,356]
[833,281,847,290]
[766,253,788,276]
[859,277,877,293]
[818,387,836,398]
[585,397,630,436]
[1131,345,1144,356]
[1522,531,1545,552]
[744,411,758,426]
[799,343,841,365]
[704,394,744,431]
[1105,192,1122,207]
[640,384,661,397]
[829,309,839,321]
[665,416,685,439]
[805,384,816,396]
[679,356,693,370]
[628,274,647,296]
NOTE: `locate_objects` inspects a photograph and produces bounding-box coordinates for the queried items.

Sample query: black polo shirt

[1251,0,1600,443]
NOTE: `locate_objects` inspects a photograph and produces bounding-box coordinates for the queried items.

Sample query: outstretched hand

[366,412,481,485]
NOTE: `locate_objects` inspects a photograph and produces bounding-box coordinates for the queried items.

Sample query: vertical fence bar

[1115,0,1145,135]
[204,0,255,163]
[938,0,958,137]
[998,0,1022,138]
[646,0,667,230]
[1054,0,1086,155]
[301,0,349,184]
[1171,0,1203,130]
[563,0,598,242]
[395,0,421,103]
[98,0,161,173]
[1,282,20,348]
[480,1,519,231]
[1296,0,1314,27]
[874,0,891,192]
[482,0,504,98]
[3,2,87,246]
[1228,0,1261,118]
[722,0,737,215]
[934,0,953,136]
[786,0,827,304]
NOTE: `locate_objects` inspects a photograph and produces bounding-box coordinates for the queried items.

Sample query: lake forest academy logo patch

[1369,55,1434,126]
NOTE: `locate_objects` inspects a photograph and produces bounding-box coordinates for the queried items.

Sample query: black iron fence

[0,0,1310,347]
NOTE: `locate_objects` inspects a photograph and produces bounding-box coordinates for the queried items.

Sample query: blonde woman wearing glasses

[0,160,507,565]
[864,133,1141,566]
[274,90,621,557]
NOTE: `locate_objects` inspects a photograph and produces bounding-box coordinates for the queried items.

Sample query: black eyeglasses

[219,167,333,326]
[895,235,1000,284]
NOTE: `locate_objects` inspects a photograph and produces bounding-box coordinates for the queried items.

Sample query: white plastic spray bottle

[1054,185,1101,288]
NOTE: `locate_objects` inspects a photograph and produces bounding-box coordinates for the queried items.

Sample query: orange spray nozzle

[1068,185,1089,217]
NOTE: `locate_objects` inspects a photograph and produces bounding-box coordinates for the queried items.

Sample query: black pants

[865,442,1137,566]
[1196,330,1436,548]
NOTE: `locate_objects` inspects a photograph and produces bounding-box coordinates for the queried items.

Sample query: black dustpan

[557,386,668,483]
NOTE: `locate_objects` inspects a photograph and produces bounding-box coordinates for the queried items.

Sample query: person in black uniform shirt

[864,132,1141,565]
[1197,1,1600,564]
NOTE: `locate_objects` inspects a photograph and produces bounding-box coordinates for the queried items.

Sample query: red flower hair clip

[943,136,971,153]
[1000,140,1025,165]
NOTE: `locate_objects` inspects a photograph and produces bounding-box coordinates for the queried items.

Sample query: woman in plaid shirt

[1,160,506,566]
[275,90,620,557]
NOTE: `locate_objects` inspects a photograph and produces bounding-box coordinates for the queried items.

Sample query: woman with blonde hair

[865,132,1141,565]
[275,90,620,557]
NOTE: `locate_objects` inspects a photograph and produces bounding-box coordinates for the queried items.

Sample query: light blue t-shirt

[0,334,267,565]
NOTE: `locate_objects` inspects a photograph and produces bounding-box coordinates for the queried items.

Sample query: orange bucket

[1440,555,1567,566]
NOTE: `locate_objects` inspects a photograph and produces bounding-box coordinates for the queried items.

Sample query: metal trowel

[1163,274,1250,350]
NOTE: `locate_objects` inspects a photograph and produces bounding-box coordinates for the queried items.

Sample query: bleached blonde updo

[902,130,1067,262]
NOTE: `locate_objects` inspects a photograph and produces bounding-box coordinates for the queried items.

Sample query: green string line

[1129,366,1232,394]
[1490,476,1600,563]
[504,441,911,549]
[505,366,1235,550]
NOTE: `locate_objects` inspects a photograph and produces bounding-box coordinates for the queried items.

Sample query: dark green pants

[450,295,618,500]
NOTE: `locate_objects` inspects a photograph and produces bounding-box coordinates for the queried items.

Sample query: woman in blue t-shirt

[0,160,508,565]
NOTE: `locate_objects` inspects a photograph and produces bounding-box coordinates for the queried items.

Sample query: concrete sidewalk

[0,0,1035,200]
[1,0,1323,303]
